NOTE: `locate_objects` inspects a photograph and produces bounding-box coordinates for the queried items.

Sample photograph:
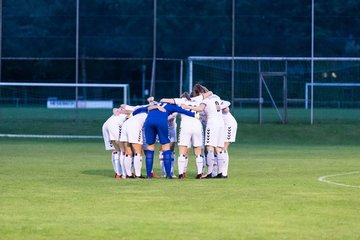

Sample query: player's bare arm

[181,103,206,112]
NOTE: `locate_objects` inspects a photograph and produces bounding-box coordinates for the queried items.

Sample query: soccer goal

[0,82,130,138]
[188,56,360,124]
[305,82,360,109]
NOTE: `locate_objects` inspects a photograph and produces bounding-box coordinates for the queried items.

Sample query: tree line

[2,0,360,58]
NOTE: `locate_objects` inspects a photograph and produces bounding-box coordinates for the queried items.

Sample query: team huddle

[102,84,238,179]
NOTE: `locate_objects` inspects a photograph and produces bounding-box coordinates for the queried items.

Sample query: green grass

[1,137,360,240]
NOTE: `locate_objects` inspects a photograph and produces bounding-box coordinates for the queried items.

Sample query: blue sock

[145,150,154,177]
[163,150,172,177]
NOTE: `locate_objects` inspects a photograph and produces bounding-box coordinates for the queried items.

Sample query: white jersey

[174,97,204,148]
[102,113,127,150]
[222,111,238,142]
[201,95,225,147]
[201,95,224,126]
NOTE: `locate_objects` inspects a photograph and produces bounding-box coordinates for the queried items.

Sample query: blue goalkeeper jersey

[133,102,196,145]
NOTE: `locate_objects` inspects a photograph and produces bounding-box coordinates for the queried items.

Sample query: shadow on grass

[82,169,114,178]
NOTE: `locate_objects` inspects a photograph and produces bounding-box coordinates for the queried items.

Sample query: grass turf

[1,136,360,240]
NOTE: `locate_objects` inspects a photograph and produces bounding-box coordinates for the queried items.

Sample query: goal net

[0,82,130,138]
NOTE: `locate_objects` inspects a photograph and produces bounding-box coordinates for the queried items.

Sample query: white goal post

[0,82,130,105]
[0,82,130,139]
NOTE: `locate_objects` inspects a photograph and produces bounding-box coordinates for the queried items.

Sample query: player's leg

[104,121,123,178]
[203,125,218,178]
[192,126,204,178]
[221,122,236,178]
[193,146,204,178]
[126,125,144,178]
[221,142,231,178]
[161,143,173,178]
[119,121,130,178]
[177,145,188,178]
[144,122,157,178]
[169,141,177,178]
[132,143,144,178]
[111,140,122,178]
[157,123,173,178]
[214,125,226,178]
[124,142,134,178]
[158,148,165,177]
[118,141,127,178]
[177,124,193,178]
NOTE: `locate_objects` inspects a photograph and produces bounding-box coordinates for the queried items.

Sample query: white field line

[318,171,360,189]
[0,134,102,139]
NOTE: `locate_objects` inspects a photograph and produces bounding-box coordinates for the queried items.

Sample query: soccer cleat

[115,173,122,179]
[178,174,184,179]
[195,174,202,179]
[151,172,160,178]
[166,176,173,179]
[135,175,145,179]
[215,173,223,178]
[201,173,213,179]
[126,175,135,179]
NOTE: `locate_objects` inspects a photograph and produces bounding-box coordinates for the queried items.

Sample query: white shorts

[225,123,237,142]
[168,124,177,143]
[155,124,177,144]
[120,119,143,144]
[178,123,203,148]
[205,125,225,148]
[102,122,121,150]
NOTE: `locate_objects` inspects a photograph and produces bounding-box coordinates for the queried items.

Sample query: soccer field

[1,134,359,240]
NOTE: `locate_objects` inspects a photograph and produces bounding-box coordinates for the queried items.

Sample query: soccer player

[119,105,147,178]
[161,90,212,179]
[102,106,129,178]
[181,84,226,179]
[220,100,237,178]
[119,98,159,178]
[132,102,199,178]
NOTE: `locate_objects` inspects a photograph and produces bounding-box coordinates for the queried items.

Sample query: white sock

[184,156,189,174]
[159,151,165,176]
[222,151,229,176]
[202,155,206,173]
[124,154,133,177]
[212,154,218,177]
[111,151,117,173]
[133,153,143,177]
[112,151,120,175]
[120,152,126,176]
[195,155,204,174]
[115,152,121,176]
[206,151,215,175]
[131,157,135,175]
[159,151,163,162]
[159,160,165,177]
[217,152,226,176]
[177,155,186,175]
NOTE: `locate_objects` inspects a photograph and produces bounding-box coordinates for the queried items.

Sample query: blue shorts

[144,117,170,145]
